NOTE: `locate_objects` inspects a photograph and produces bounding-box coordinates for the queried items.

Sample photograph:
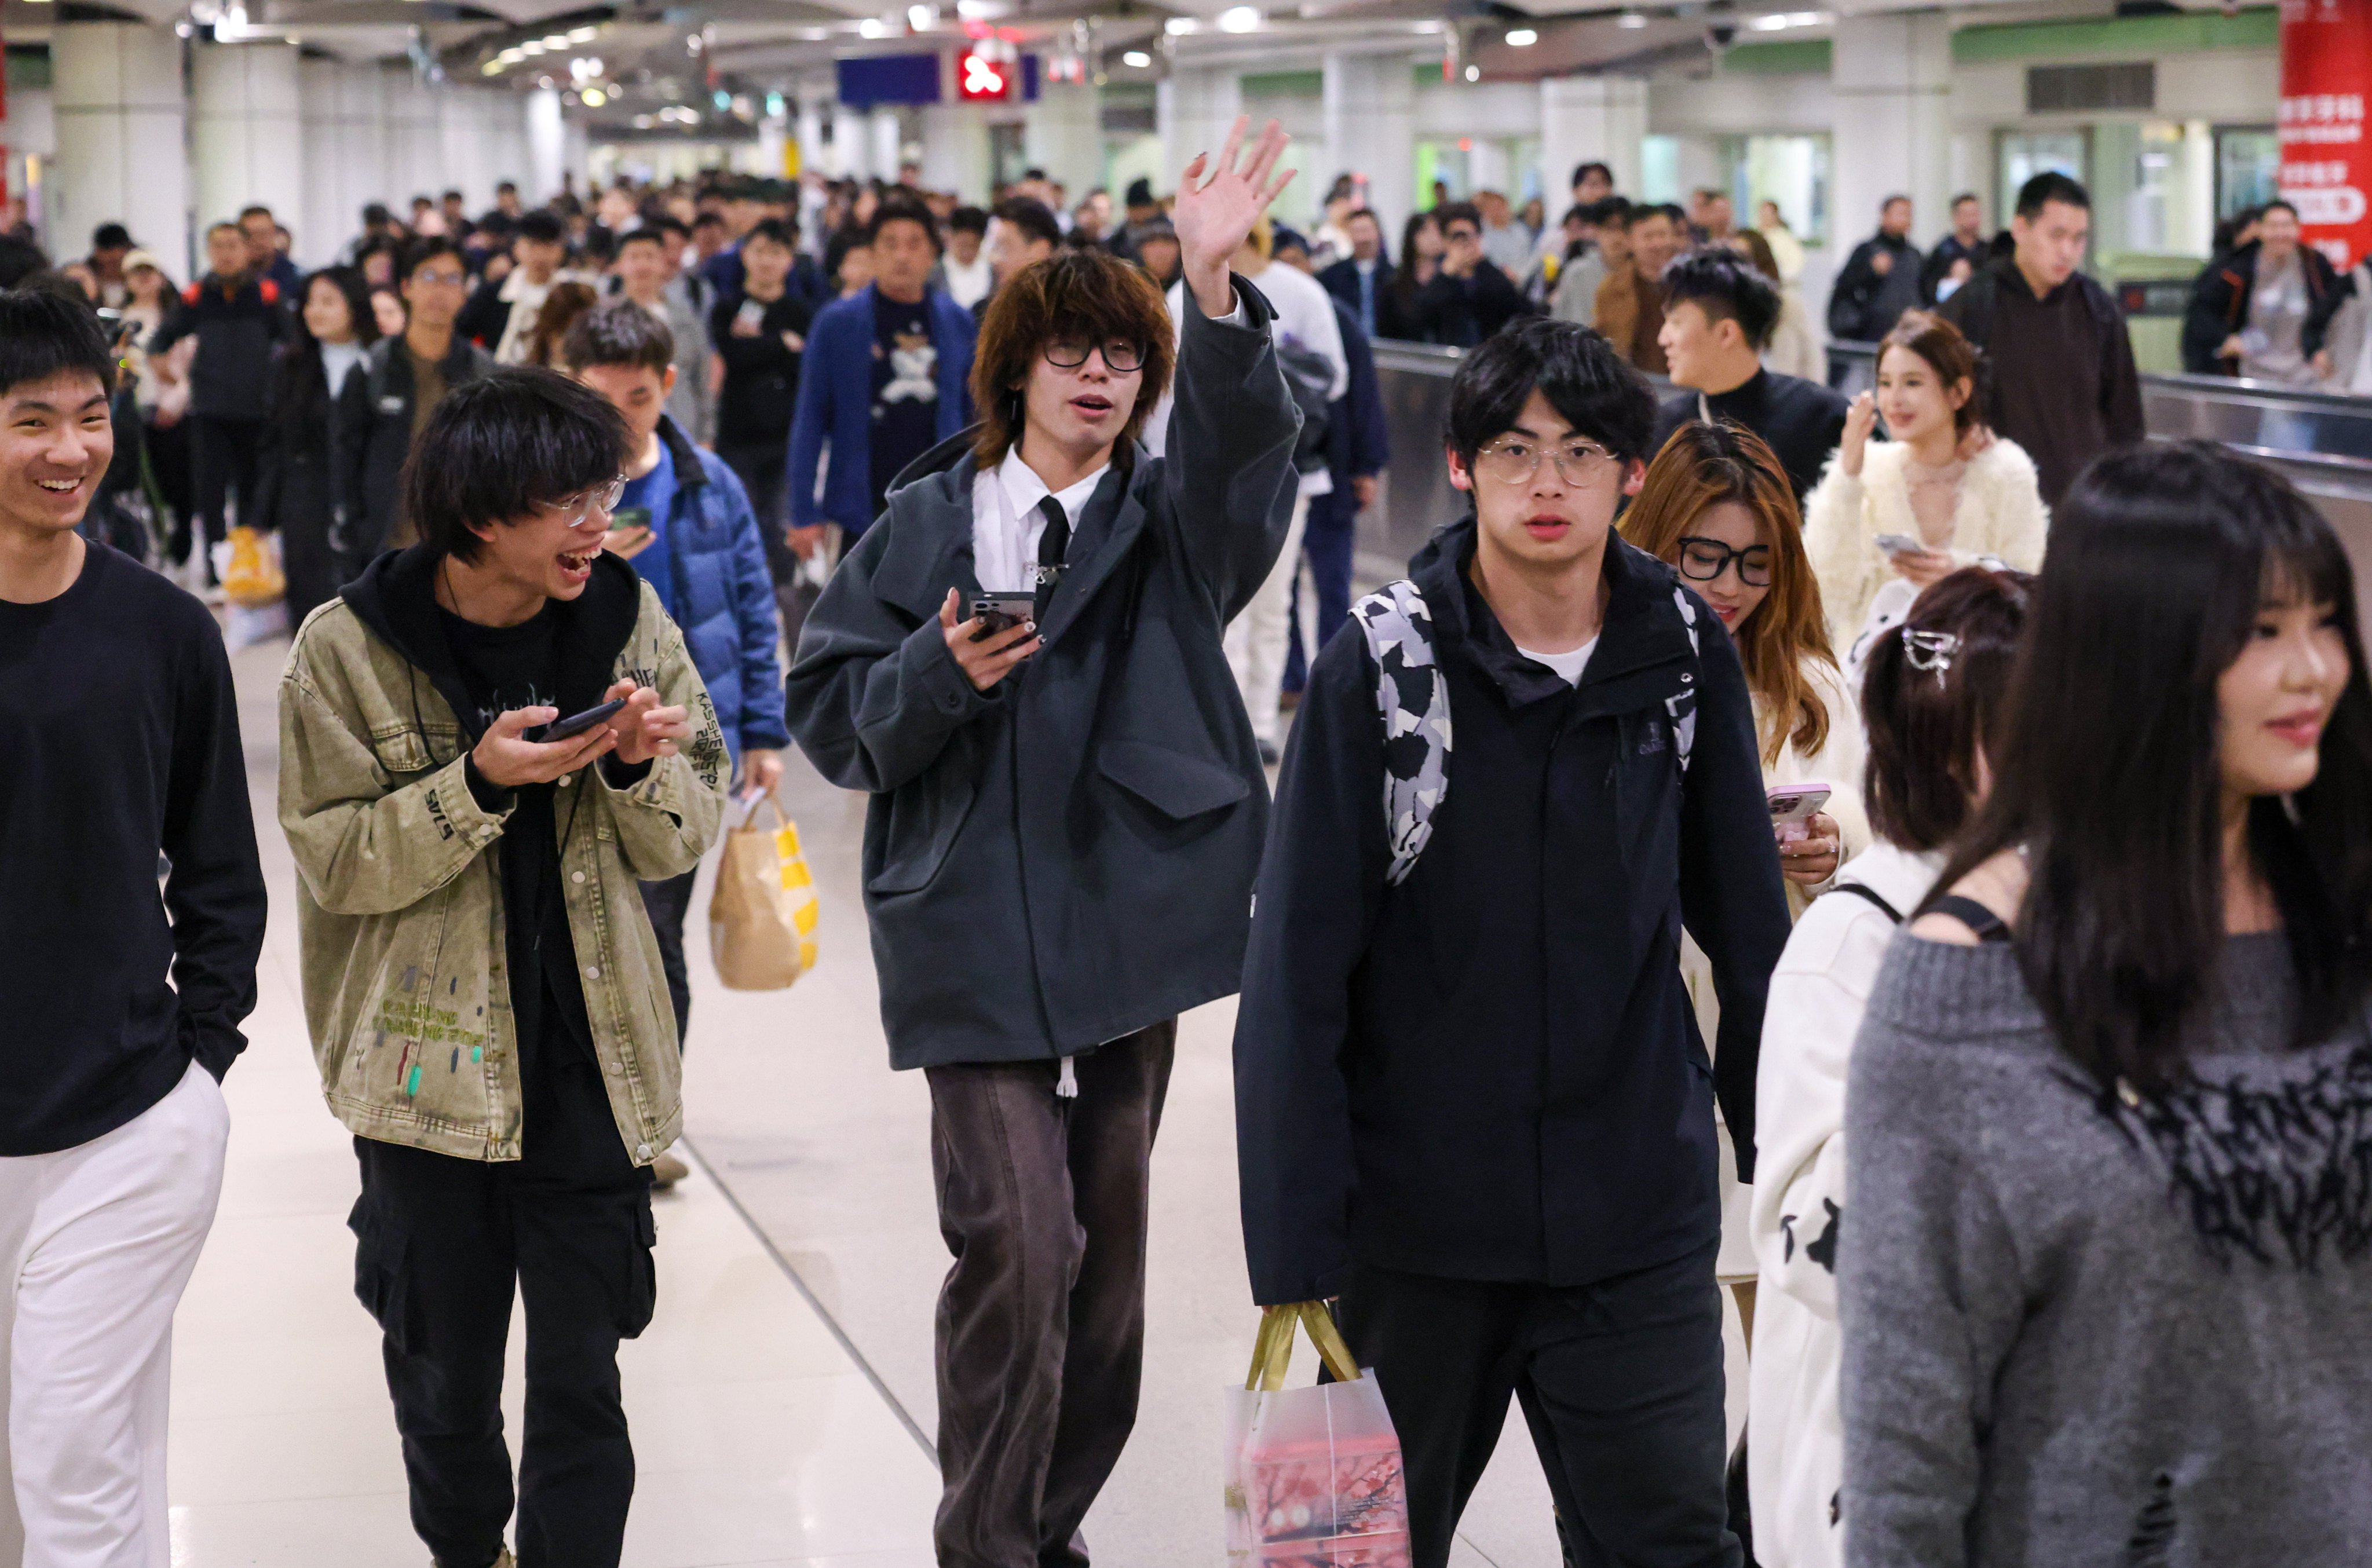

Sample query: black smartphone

[968,591,1037,642]
[524,697,626,744]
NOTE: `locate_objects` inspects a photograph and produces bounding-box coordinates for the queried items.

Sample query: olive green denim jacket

[278,546,727,1164]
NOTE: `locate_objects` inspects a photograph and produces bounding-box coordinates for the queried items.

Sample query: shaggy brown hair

[969,249,1177,467]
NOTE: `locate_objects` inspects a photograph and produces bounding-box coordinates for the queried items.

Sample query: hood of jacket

[340,542,647,744]
[1405,514,1701,712]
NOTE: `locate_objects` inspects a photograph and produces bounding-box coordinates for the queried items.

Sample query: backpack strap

[1667,585,1701,773]
[1826,882,1903,923]
[1353,580,1452,887]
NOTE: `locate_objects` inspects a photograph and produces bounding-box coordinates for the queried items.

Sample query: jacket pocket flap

[1097,739,1251,820]
[370,727,438,776]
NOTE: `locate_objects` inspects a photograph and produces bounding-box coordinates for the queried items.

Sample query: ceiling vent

[2026,61,2155,114]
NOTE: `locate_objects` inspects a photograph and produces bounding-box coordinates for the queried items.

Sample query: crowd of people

[3,115,2371,1568]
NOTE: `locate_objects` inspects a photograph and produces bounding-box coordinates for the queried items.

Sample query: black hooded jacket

[1233,520,1791,1305]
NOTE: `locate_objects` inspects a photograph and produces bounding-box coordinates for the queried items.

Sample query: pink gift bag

[1223,1302,1412,1567]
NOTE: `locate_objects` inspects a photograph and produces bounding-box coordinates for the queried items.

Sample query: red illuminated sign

[957,46,1012,101]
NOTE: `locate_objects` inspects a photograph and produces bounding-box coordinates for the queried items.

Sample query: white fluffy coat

[1801,437,2048,652]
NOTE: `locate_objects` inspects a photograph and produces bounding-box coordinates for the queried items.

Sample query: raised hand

[1174,115,1296,319]
[1840,390,1878,478]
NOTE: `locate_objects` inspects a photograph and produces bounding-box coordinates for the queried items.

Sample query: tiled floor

[177,634,1747,1567]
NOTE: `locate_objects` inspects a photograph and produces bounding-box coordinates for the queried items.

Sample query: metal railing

[1366,338,2372,601]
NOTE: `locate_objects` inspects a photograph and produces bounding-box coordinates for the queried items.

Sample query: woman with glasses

[1622,418,1867,1347]
[1803,310,2047,663]
[1844,443,2372,1567]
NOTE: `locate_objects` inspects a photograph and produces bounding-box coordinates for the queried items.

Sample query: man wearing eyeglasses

[1234,318,1789,1568]
[282,367,728,1568]
[788,116,1303,1566]
[338,237,494,575]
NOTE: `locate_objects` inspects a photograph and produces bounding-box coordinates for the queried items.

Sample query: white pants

[0,1062,228,1568]
[1225,489,1312,748]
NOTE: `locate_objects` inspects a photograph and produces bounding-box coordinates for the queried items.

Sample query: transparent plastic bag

[1223,1302,1410,1567]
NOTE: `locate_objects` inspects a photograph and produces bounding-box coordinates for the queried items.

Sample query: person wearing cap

[1134,215,1182,291]
[86,223,134,308]
[1110,177,1163,264]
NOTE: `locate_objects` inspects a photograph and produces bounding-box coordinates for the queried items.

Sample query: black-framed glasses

[1044,339,1146,373]
[1676,535,1772,587]
[1472,437,1618,488]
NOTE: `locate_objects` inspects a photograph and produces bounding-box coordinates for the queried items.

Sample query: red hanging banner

[2280,0,2372,268]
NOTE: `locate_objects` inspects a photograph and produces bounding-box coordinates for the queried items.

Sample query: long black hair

[1933,441,2372,1092]
[272,266,378,416]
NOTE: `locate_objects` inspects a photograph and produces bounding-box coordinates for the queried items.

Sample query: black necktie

[1033,494,1070,624]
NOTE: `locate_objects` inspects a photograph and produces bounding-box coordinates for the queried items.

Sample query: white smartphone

[1768,782,1832,844]
[1873,532,1922,557]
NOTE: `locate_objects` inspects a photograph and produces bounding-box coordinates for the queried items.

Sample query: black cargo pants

[348,1051,657,1568]
[924,1021,1176,1568]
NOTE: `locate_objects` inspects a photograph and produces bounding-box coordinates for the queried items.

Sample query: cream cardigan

[1801,436,2048,652]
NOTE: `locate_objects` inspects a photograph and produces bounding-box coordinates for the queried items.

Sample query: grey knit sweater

[1840,931,2372,1567]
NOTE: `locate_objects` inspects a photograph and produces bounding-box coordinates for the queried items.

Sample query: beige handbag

[706,794,818,990]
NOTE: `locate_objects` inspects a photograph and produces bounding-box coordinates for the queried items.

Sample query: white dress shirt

[971,448,1112,595]
[1153,264,1344,496]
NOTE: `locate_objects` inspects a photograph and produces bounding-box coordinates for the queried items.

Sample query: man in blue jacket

[1234,319,1790,1568]
[566,301,787,1168]
[784,194,976,555]
[787,118,1301,1567]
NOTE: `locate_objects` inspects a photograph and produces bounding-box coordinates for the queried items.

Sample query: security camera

[1706,20,1736,46]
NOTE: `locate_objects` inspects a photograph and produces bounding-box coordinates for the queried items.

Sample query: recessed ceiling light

[1122,49,1150,65]
[1464,63,1479,79]
[581,87,606,105]
[567,25,596,40]
[908,3,932,27]
[1218,6,1259,31]
[1617,9,1647,25]
[859,17,888,36]
[1505,27,1536,45]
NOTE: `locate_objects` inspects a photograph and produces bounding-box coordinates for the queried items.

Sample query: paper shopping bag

[1223,1302,1410,1567]
[706,794,819,990]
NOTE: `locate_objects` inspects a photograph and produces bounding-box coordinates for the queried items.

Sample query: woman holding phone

[1622,418,1869,1335]
[1803,311,2047,657]
[1844,442,2372,1565]
[1625,419,1867,908]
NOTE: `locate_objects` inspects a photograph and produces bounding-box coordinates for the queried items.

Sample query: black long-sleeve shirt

[1652,367,1850,503]
[0,542,266,1154]
[149,272,289,422]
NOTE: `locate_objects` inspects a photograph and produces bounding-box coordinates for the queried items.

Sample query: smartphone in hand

[968,592,1037,643]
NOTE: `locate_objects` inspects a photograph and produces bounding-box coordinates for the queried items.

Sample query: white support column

[1324,49,1416,235]
[192,42,305,239]
[795,100,824,178]
[298,56,353,266]
[1157,64,1240,191]
[387,72,441,211]
[438,89,484,210]
[51,22,189,274]
[829,103,867,180]
[1024,82,1101,196]
[1540,74,1647,205]
[340,64,393,233]
[870,104,905,182]
[528,87,566,203]
[920,101,991,203]
[1829,12,1951,254]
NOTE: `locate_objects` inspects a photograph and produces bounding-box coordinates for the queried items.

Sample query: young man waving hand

[788,118,1303,1565]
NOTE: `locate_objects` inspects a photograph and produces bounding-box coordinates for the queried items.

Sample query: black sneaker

[1256,739,1280,767]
